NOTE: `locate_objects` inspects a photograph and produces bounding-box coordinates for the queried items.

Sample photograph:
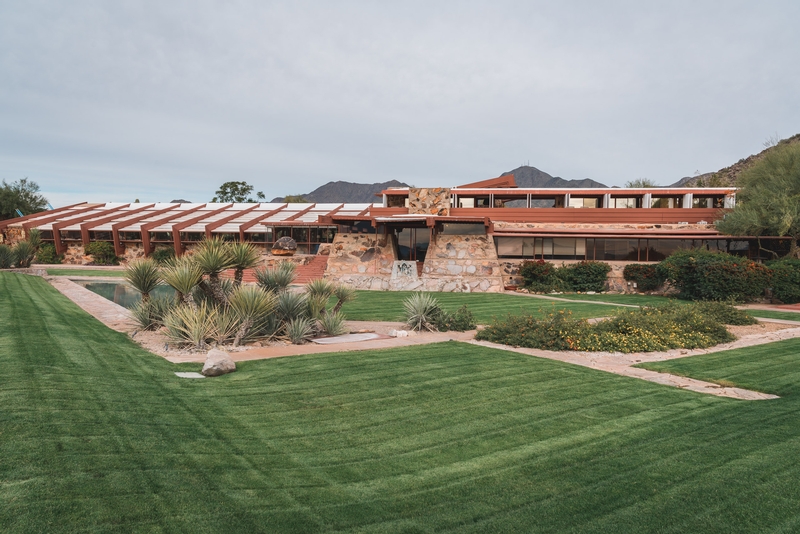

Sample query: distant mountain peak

[501,165,607,188]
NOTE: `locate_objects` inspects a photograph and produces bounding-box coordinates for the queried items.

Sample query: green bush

[622,263,664,292]
[519,260,567,293]
[403,293,443,331]
[558,261,611,292]
[436,305,476,332]
[84,241,118,265]
[34,243,62,264]
[476,303,736,353]
[0,244,15,268]
[656,249,771,301]
[766,258,800,304]
[692,300,757,325]
[12,241,36,268]
[150,247,175,265]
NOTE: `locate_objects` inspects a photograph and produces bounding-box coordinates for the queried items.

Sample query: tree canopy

[625,178,659,188]
[211,181,265,203]
[0,178,48,220]
[716,142,800,257]
[282,194,307,203]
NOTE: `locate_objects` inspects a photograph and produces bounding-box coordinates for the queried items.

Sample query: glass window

[120,231,141,241]
[275,227,291,239]
[553,238,576,259]
[651,196,682,208]
[60,230,82,241]
[247,232,267,242]
[292,227,309,243]
[89,231,112,241]
[598,239,639,261]
[150,232,172,242]
[612,197,639,208]
[179,232,204,241]
[569,197,599,208]
[496,237,523,257]
[440,223,485,235]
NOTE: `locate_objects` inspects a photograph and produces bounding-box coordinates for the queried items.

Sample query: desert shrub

[692,300,757,325]
[0,244,14,268]
[84,241,118,265]
[305,278,335,300]
[285,317,314,344]
[306,294,329,320]
[656,249,771,301]
[150,247,175,265]
[163,301,219,348]
[766,258,800,304]
[124,258,162,301]
[476,309,585,351]
[318,310,348,336]
[275,291,308,322]
[228,285,277,346]
[161,256,203,305]
[12,241,36,268]
[622,263,665,292]
[35,243,62,264]
[26,228,42,251]
[476,303,735,353]
[403,293,443,331]
[130,295,176,330]
[255,262,297,293]
[331,283,356,313]
[557,261,611,292]
[210,307,240,345]
[436,305,476,332]
[519,260,566,293]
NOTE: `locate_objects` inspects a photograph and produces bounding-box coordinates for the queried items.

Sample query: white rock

[201,349,236,377]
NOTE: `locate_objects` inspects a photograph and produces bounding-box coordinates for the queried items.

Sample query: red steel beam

[170,204,233,255]
[203,204,261,239]
[140,204,207,257]
[0,202,88,232]
[80,204,155,245]
[111,205,179,257]
[51,205,131,255]
[237,204,287,242]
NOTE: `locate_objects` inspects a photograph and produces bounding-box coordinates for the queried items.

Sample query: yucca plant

[331,283,356,314]
[228,285,278,346]
[163,301,218,348]
[318,310,348,336]
[275,291,308,323]
[305,278,334,300]
[285,316,314,344]
[403,292,442,332]
[129,295,175,330]
[254,261,296,293]
[211,307,240,346]
[26,228,42,251]
[229,242,261,286]
[124,258,162,302]
[12,241,36,268]
[0,244,13,269]
[161,256,203,307]
[306,294,329,320]
[192,237,235,304]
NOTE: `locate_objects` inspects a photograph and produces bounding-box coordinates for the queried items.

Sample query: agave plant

[12,241,36,268]
[285,316,314,344]
[228,285,277,346]
[331,283,356,314]
[0,244,13,269]
[26,228,42,251]
[129,295,176,330]
[229,242,261,286]
[318,310,348,337]
[163,301,218,348]
[275,291,308,323]
[211,306,240,346]
[403,292,442,332]
[124,258,162,302]
[192,237,235,304]
[161,256,203,307]
[254,261,297,293]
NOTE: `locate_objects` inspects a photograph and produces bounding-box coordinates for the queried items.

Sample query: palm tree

[192,237,235,305]
[229,242,261,286]
[124,258,162,303]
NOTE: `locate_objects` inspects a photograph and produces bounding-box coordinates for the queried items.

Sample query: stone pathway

[41,274,796,400]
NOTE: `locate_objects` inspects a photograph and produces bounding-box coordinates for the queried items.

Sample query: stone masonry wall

[493,221,717,232]
[1,227,27,246]
[408,188,451,216]
[323,232,398,290]
[421,234,504,292]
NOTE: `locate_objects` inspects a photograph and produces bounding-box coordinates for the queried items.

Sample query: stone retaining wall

[421,234,504,292]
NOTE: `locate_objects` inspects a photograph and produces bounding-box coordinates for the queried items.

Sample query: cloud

[1,0,799,205]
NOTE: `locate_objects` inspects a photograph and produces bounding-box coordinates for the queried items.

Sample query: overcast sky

[1,1,798,207]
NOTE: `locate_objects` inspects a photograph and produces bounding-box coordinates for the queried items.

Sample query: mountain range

[271,134,800,203]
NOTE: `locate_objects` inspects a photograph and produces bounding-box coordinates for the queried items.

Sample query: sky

[1,1,799,207]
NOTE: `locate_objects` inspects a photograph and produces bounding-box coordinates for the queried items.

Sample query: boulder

[271,236,297,256]
[202,349,236,377]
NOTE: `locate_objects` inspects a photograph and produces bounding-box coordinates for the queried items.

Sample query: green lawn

[45,268,126,277]
[340,290,620,322]
[6,272,800,532]
[540,293,675,306]
[747,309,800,322]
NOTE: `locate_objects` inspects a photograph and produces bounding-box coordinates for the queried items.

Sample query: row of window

[495,237,788,261]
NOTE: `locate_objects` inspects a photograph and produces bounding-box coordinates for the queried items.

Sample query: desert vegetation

[124,237,355,347]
